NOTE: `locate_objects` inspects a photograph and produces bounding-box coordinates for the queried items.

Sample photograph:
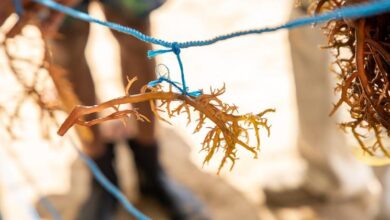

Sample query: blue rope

[31,0,390,50]
[32,0,172,47]
[38,197,62,220]
[148,42,188,94]
[148,76,202,97]
[12,0,24,16]
[29,0,390,96]
[148,42,193,95]
[27,205,41,220]
[173,0,390,49]
[69,139,150,220]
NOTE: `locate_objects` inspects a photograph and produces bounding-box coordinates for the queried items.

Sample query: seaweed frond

[58,78,274,173]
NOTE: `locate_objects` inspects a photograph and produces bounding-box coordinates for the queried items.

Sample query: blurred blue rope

[27,205,41,220]
[38,197,62,220]
[12,0,24,16]
[68,138,150,220]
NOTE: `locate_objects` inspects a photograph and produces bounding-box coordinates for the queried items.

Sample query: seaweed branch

[58,78,274,173]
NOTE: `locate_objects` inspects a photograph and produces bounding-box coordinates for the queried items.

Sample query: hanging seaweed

[314,0,390,156]
[57,77,274,173]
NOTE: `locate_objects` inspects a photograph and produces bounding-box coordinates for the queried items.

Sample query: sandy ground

[0,0,383,220]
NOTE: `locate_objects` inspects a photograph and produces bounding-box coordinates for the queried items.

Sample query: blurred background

[0,0,388,219]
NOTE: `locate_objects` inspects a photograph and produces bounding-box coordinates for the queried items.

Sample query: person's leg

[51,19,119,220]
[52,18,103,156]
[113,17,156,145]
[105,7,209,220]
[289,6,345,197]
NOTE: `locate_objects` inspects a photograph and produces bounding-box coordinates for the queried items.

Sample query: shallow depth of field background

[0,0,381,219]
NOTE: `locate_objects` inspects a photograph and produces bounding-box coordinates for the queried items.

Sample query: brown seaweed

[57,78,274,173]
[315,0,390,156]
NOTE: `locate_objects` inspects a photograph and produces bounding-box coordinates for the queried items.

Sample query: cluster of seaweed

[0,25,58,139]
[57,77,274,173]
[0,21,94,145]
[314,0,390,156]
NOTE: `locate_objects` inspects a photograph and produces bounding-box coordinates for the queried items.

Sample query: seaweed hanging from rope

[57,77,274,173]
[314,0,390,156]
[4,0,389,174]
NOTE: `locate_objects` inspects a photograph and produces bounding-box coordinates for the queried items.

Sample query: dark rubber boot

[128,139,210,220]
[77,143,118,220]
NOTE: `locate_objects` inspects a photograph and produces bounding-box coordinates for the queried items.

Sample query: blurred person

[1,1,208,220]
[51,0,209,220]
[264,1,384,219]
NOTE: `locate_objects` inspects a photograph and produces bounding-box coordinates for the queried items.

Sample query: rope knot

[147,42,181,58]
[171,42,181,55]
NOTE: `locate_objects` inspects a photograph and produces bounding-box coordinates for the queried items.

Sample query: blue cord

[29,0,390,96]
[148,76,202,97]
[37,197,62,220]
[174,0,390,49]
[69,139,150,220]
[12,0,24,16]
[148,42,190,95]
[31,0,390,50]
[32,0,172,47]
[27,205,41,220]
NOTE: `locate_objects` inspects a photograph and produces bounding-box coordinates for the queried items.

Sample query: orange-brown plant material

[314,0,390,156]
[1,17,94,147]
[58,78,274,173]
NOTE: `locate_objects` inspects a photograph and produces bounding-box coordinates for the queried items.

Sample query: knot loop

[147,76,203,97]
[147,42,181,58]
[171,42,181,55]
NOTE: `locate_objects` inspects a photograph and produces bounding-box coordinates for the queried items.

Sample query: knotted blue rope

[30,0,390,49]
[148,42,187,94]
[29,0,390,97]
[147,76,202,97]
[148,42,202,96]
